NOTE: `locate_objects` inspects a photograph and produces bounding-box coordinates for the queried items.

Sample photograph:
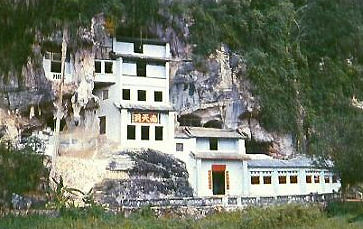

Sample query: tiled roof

[115,102,174,111]
[176,126,247,139]
[247,156,320,168]
[195,152,249,161]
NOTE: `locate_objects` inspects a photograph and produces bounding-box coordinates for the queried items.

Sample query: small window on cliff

[99,116,106,135]
[95,61,101,73]
[51,61,61,73]
[105,62,113,73]
[102,90,109,100]
[176,143,184,152]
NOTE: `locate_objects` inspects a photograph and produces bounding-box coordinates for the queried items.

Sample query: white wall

[143,44,166,58]
[246,167,341,197]
[43,58,73,83]
[113,39,170,59]
[120,110,174,154]
[196,138,239,153]
[94,60,118,83]
[113,40,134,54]
[197,160,243,197]
[122,62,136,75]
[174,138,198,195]
[146,64,166,78]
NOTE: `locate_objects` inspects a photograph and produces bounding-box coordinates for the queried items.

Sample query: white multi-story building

[94,38,175,153]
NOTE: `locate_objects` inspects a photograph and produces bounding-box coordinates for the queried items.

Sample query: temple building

[44,38,340,197]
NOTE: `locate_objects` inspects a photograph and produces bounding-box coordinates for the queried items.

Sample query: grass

[0,202,362,229]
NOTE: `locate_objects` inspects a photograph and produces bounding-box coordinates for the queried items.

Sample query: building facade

[43,38,340,198]
[94,38,175,153]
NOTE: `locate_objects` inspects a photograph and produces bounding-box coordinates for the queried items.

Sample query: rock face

[95,149,193,206]
[0,12,295,154]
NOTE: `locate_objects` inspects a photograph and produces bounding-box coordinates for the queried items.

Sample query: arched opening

[203,120,223,129]
[177,114,201,127]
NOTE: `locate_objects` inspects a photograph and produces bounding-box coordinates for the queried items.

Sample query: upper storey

[113,38,171,60]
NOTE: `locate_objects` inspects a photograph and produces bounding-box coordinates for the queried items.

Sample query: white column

[242,161,249,196]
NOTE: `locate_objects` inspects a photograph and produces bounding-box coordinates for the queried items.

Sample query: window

[105,62,113,73]
[251,176,260,185]
[51,61,61,73]
[155,126,163,141]
[141,126,149,140]
[95,61,101,73]
[290,175,298,184]
[332,175,338,183]
[137,61,146,76]
[137,90,146,101]
[324,176,330,183]
[279,176,287,184]
[99,116,106,135]
[263,176,271,184]
[176,143,184,152]
[134,41,143,53]
[209,138,218,150]
[122,89,130,100]
[314,175,320,183]
[306,175,312,183]
[127,125,135,140]
[154,91,162,102]
[102,90,109,100]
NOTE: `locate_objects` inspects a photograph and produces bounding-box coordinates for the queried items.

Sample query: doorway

[212,165,226,195]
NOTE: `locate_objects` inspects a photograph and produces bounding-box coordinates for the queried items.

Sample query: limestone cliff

[0,12,294,156]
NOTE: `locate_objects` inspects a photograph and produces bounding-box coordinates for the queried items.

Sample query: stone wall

[103,193,339,217]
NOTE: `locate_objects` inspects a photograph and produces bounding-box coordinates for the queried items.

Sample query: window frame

[263,176,272,184]
[122,89,131,100]
[137,90,146,101]
[251,176,260,185]
[127,125,136,140]
[95,61,101,73]
[105,61,113,74]
[154,91,163,102]
[278,176,287,184]
[209,137,218,151]
[99,116,106,135]
[141,126,150,140]
[155,126,163,141]
[290,175,298,184]
[176,143,184,152]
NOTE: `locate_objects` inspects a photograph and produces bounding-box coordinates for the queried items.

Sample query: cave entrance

[212,165,226,195]
[177,114,201,127]
[203,120,223,129]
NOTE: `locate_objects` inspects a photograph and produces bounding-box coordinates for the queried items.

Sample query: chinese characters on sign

[132,112,159,123]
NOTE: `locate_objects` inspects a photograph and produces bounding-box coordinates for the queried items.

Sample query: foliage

[0,137,49,207]
[1,203,362,229]
[187,0,363,189]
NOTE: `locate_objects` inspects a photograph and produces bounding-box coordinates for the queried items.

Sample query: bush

[0,138,49,208]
